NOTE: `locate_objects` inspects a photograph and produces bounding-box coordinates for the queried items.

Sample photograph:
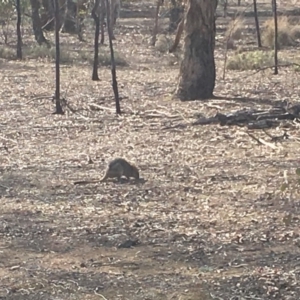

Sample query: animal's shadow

[115,178,147,185]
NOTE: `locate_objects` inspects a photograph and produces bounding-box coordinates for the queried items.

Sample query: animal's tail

[74,180,98,185]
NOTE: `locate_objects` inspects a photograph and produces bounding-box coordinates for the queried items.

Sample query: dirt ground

[0,1,300,299]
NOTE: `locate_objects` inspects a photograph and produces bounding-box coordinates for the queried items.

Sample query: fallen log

[192,103,300,129]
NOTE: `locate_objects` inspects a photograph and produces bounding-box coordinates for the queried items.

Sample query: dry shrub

[225,17,244,41]
[226,38,236,50]
[0,46,15,59]
[77,50,128,66]
[226,50,274,70]
[0,43,128,66]
[155,34,170,53]
[24,45,74,63]
[262,16,297,48]
[291,25,300,39]
[99,51,128,66]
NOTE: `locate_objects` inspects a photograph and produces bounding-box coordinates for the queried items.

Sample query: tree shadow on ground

[1,211,299,300]
[178,95,277,107]
[213,95,277,107]
[1,154,299,299]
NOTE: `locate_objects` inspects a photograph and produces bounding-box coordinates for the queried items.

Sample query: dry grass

[225,17,245,41]
[0,1,300,300]
[224,17,245,50]
[261,16,300,48]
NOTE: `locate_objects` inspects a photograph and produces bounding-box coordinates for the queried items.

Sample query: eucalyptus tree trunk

[54,0,64,114]
[16,0,22,59]
[176,0,218,100]
[92,0,100,80]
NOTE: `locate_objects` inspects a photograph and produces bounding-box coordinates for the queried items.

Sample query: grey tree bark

[176,0,218,100]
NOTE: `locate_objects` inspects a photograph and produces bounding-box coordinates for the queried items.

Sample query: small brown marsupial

[74,158,139,185]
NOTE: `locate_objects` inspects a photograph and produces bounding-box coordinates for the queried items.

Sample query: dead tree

[62,0,85,41]
[16,0,22,59]
[97,0,120,44]
[169,0,184,32]
[169,14,184,52]
[176,0,218,100]
[272,0,278,74]
[169,0,187,53]
[105,0,120,114]
[30,0,49,46]
[91,0,101,80]
[99,0,106,44]
[151,0,164,46]
[106,0,120,40]
[91,0,120,81]
[253,0,261,47]
[223,0,227,18]
[53,0,64,114]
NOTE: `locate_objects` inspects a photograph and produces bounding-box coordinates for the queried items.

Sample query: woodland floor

[0,1,300,299]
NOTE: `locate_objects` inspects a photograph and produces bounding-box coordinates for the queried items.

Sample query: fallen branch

[263,129,289,142]
[192,102,300,129]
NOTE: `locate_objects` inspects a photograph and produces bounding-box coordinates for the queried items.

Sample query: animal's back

[110,158,139,179]
[101,158,139,181]
[108,158,128,168]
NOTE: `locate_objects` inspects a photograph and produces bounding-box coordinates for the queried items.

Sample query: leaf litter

[0,1,300,299]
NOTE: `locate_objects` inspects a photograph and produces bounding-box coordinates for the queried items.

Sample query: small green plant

[226,50,274,70]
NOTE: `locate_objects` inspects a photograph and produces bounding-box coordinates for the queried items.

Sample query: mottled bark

[176,0,218,100]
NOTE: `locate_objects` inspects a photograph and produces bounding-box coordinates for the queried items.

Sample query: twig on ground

[94,291,109,300]
[26,95,53,104]
[247,132,278,149]
[263,129,289,142]
[89,103,116,112]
